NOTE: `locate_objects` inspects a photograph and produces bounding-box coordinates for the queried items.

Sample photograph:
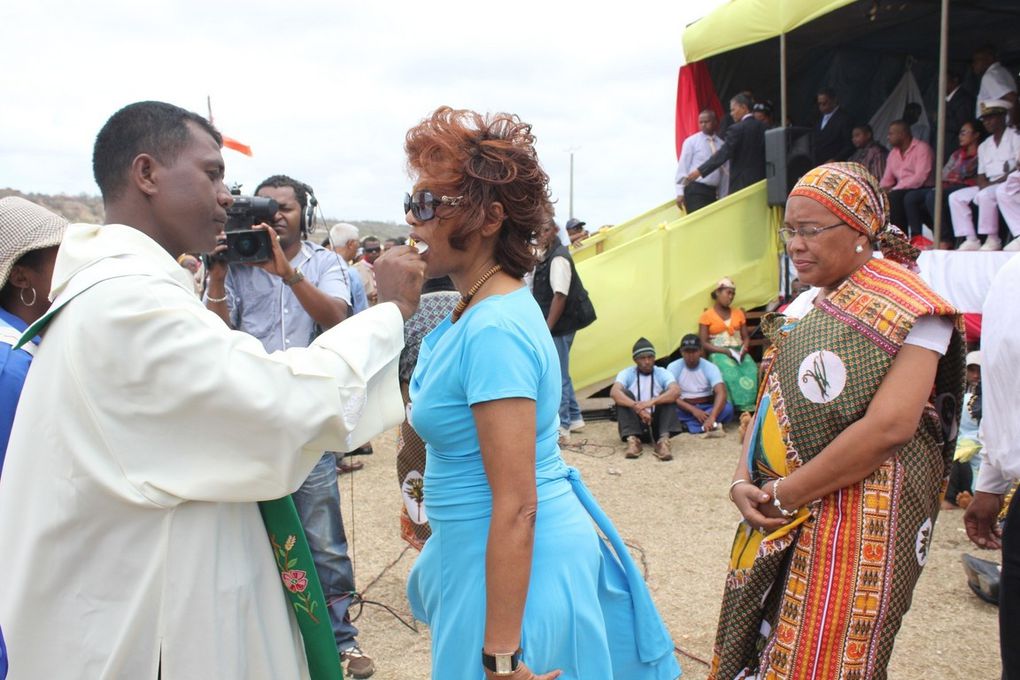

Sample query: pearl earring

[855,244,864,253]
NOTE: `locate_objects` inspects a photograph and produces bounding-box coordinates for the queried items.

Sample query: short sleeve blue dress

[407,286,681,679]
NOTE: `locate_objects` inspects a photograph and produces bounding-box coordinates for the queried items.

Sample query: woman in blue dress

[404,107,681,680]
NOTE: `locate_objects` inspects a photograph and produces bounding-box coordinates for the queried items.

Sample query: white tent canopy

[869,68,932,155]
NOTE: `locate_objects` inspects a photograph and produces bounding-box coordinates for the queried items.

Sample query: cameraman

[205,176,349,332]
[204,174,375,678]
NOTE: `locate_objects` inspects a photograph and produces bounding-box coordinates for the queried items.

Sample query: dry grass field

[335,419,999,679]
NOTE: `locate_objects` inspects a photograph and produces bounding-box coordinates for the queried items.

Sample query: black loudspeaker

[765,127,815,206]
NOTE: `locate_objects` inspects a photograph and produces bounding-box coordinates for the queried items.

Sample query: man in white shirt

[355,235,381,305]
[532,219,586,444]
[964,252,1020,679]
[329,222,370,314]
[949,100,1020,251]
[675,109,728,214]
[609,337,680,461]
[665,334,734,435]
[0,100,424,679]
[972,44,1018,124]
[995,167,1020,251]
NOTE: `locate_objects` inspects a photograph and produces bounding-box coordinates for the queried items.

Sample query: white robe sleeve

[975,253,1020,494]
[64,274,405,507]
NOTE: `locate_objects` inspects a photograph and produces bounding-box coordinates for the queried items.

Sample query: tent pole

[780,33,788,126]
[932,0,949,247]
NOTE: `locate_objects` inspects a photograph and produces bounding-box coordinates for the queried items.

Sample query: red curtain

[675,61,724,159]
[963,313,982,346]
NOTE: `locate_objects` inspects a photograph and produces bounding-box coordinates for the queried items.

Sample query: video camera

[214,187,278,264]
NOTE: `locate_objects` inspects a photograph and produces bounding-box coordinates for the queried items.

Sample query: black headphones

[300,183,318,238]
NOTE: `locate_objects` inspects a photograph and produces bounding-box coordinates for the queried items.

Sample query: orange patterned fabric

[789,162,921,270]
[824,258,963,353]
[709,257,965,680]
[789,162,887,238]
[699,306,746,337]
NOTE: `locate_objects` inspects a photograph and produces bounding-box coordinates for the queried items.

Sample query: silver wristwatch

[482,648,522,675]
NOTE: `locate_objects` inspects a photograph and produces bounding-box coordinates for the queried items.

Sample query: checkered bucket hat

[0,197,68,288]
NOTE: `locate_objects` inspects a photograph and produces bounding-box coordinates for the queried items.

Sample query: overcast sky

[2,0,724,227]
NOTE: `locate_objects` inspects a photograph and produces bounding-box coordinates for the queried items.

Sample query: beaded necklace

[451,264,502,323]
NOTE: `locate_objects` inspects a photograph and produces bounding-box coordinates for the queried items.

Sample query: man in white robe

[0,101,424,679]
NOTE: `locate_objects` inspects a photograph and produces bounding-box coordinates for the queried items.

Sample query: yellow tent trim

[682,0,857,64]
[569,182,781,389]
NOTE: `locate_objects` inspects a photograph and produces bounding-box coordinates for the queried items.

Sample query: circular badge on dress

[915,517,933,566]
[402,471,428,525]
[797,350,847,404]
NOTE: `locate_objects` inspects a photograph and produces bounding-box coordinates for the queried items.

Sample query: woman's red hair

[405,106,551,278]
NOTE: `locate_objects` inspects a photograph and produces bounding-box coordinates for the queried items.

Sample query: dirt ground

[338,420,1001,679]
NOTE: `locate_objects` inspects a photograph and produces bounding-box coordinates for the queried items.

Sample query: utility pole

[566,146,579,219]
[569,151,574,219]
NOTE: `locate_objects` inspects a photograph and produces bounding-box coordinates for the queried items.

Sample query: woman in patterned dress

[698,277,759,416]
[709,162,965,680]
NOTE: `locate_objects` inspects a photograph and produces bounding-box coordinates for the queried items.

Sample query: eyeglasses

[404,190,464,222]
[363,246,381,254]
[778,221,846,244]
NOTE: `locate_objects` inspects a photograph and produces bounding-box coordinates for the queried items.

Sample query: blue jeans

[292,453,359,650]
[553,332,581,428]
[675,400,735,433]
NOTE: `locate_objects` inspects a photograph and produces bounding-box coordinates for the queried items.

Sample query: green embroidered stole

[259,497,344,680]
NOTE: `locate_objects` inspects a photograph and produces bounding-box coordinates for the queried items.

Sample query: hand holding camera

[206,231,230,280]
[247,222,293,279]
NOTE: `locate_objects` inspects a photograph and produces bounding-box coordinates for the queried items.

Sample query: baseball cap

[565,218,587,231]
[966,351,981,367]
[680,334,701,351]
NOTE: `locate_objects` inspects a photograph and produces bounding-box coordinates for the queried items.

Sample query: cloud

[0,0,724,225]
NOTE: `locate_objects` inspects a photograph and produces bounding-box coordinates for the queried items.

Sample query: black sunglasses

[404,190,464,222]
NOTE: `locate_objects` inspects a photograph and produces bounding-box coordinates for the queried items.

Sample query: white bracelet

[771,478,797,518]
[206,293,227,303]
[728,479,752,502]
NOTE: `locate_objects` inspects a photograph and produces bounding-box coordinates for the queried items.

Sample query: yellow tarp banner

[681,0,856,64]
[570,181,781,389]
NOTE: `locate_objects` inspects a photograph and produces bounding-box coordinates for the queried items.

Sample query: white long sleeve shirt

[976,253,1020,494]
[675,131,729,197]
[0,224,406,679]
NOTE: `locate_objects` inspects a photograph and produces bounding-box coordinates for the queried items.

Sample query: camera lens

[236,234,259,257]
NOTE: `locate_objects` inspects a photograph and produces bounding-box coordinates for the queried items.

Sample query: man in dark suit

[944,69,977,155]
[684,93,766,193]
[814,87,854,163]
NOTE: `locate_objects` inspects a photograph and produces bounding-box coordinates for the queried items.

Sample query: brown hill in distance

[1,188,106,224]
[1,188,408,243]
